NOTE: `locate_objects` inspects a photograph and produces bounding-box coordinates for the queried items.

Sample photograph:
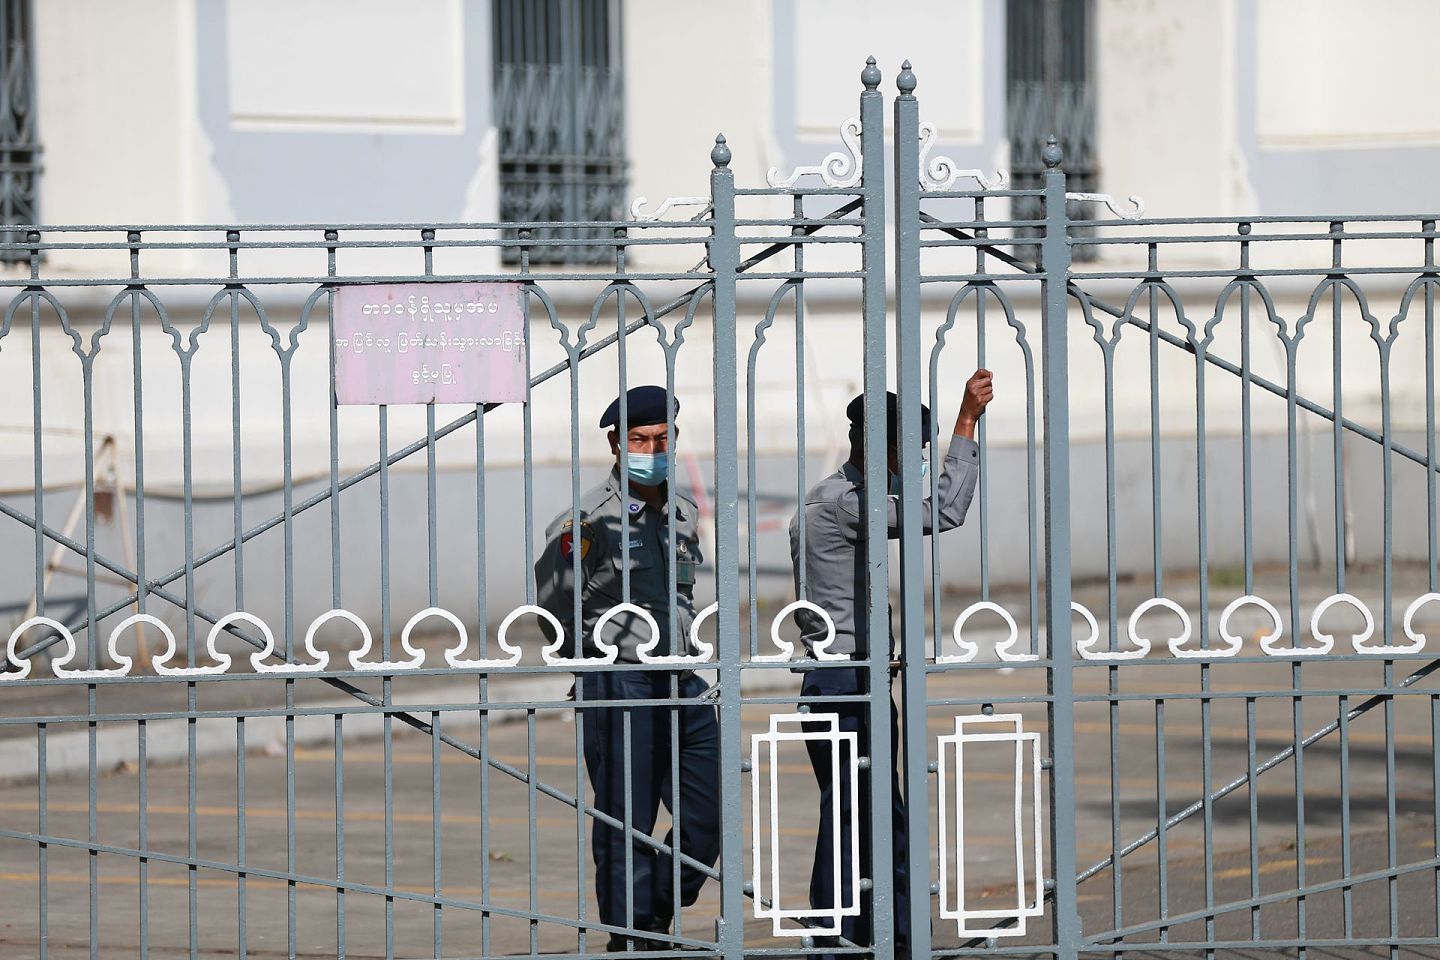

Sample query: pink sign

[332,282,527,405]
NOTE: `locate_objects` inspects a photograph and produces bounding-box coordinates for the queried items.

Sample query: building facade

[3,0,1436,643]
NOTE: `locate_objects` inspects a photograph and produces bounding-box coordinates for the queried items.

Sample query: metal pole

[709,132,744,960]
[859,56,895,960]
[1041,135,1080,958]
[892,60,932,960]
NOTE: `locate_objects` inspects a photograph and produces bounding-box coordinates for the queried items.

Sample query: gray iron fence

[0,59,1438,960]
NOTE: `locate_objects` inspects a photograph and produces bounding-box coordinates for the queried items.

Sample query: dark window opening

[1006,0,1096,260]
[0,0,38,262]
[492,0,626,265]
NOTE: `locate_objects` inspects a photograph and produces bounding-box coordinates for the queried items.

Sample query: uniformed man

[788,371,993,958]
[534,385,719,951]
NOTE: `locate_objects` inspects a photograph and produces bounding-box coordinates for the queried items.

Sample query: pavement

[2,563,1439,958]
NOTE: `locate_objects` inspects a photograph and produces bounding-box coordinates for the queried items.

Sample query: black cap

[599,385,679,429]
[846,391,932,446]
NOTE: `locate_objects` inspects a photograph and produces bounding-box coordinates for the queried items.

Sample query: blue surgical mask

[626,452,669,486]
[887,459,930,496]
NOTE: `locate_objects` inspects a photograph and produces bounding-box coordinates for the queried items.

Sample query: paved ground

[3,661,1439,958]
[2,565,1440,958]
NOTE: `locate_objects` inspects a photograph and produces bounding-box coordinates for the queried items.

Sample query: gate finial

[897,59,917,95]
[1042,134,1063,169]
[861,55,881,90]
[711,133,731,168]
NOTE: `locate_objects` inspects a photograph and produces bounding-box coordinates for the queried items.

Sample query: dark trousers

[580,670,721,940]
[800,667,910,959]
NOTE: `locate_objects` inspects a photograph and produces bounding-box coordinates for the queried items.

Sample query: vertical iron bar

[1239,228,1255,594]
[745,278,764,657]
[433,710,444,958]
[623,706,635,946]
[384,684,395,960]
[1147,253,1162,599]
[1247,697,1260,941]
[530,709,541,955]
[1385,662,1399,960]
[324,230,344,958]
[1041,137,1080,960]
[379,403,392,661]
[1292,662,1307,958]
[179,285,200,959]
[126,259,147,643]
[1284,333,1301,661]
[1109,670,1122,940]
[893,62,932,960]
[188,676,197,960]
[335,713,346,959]
[277,291,301,960]
[977,291,989,600]
[1340,692,1353,935]
[1330,225,1347,593]
[670,670,683,935]
[1432,695,1440,938]
[794,194,809,600]
[617,232,632,602]
[423,230,440,613]
[859,60,894,960]
[709,130,744,960]
[78,300,102,958]
[138,720,147,960]
[1155,700,1168,941]
[237,717,248,960]
[1194,303,1215,956]
[476,408,487,652]
[1425,225,1437,596]
[1201,670,1215,959]
[229,242,244,618]
[38,722,47,960]
[28,234,43,638]
[480,697,493,957]
[1102,342,1119,652]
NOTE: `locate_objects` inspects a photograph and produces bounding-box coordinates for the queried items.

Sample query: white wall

[1254,0,1440,150]
[1094,0,1252,224]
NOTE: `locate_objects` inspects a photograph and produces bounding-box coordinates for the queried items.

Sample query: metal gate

[2,59,1439,960]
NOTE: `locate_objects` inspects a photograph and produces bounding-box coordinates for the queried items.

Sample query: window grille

[492,0,626,265]
[0,0,37,261]
[1006,0,1095,259]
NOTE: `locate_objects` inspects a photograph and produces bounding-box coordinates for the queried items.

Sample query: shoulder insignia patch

[560,521,594,562]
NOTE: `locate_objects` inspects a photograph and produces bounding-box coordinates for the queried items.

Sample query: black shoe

[607,928,668,952]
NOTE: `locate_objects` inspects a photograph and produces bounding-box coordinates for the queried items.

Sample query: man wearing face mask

[534,384,718,951]
[787,370,993,960]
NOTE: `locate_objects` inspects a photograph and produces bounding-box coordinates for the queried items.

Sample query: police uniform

[788,393,979,956]
[534,386,720,946]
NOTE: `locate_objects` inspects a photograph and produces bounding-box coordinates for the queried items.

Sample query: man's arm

[534,515,605,655]
[952,368,993,441]
[888,368,993,535]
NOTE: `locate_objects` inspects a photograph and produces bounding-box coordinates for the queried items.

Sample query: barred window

[492,0,626,265]
[1006,0,1095,259]
[0,0,37,260]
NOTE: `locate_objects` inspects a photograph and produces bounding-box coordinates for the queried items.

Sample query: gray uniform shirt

[788,433,980,659]
[535,468,703,662]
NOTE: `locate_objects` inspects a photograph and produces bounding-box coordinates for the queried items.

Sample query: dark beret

[599,385,679,429]
[846,391,932,445]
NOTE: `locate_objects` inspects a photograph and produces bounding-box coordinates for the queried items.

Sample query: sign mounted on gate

[331,282,527,405]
